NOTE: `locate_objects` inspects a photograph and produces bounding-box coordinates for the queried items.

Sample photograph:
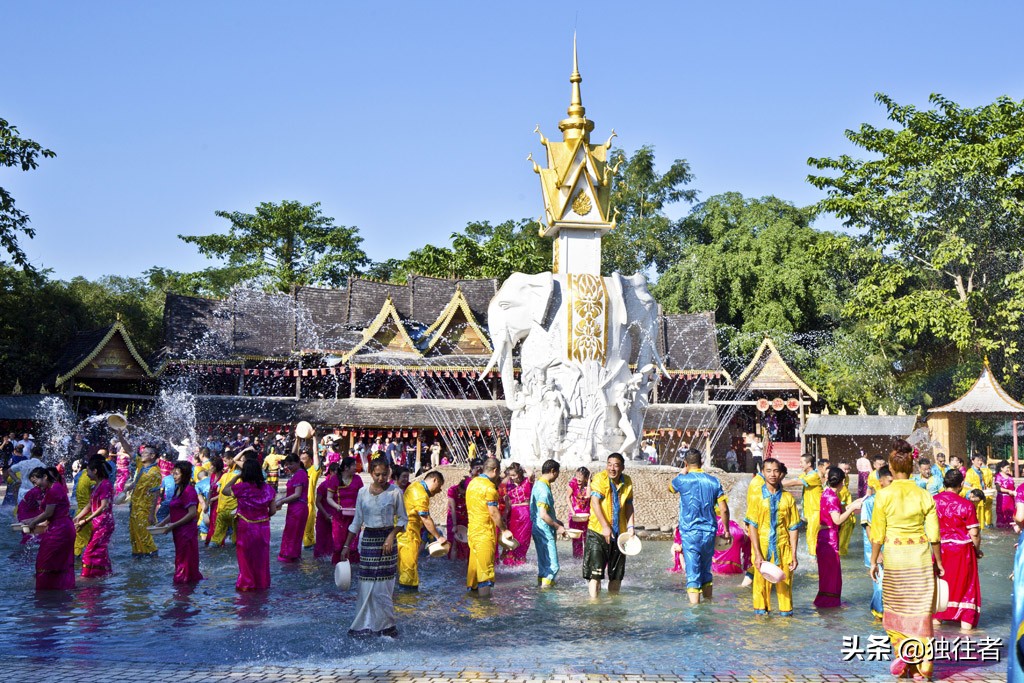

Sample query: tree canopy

[653,193,846,334]
[602,145,697,275]
[179,200,370,294]
[808,93,1024,392]
[0,117,55,270]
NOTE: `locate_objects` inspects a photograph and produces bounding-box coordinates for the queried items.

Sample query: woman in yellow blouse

[870,440,943,681]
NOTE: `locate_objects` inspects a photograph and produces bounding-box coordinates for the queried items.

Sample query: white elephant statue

[483,270,665,467]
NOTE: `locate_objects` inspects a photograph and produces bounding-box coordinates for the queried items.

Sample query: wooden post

[1013,418,1020,478]
[495,435,503,459]
[295,365,302,400]
[416,437,422,469]
[238,363,246,396]
[798,389,806,453]
[350,366,357,398]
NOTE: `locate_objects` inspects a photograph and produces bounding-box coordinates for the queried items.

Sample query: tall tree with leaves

[0,117,55,270]
[808,93,1024,391]
[652,193,847,333]
[179,200,369,293]
[602,145,697,275]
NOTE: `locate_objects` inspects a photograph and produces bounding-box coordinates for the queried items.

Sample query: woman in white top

[341,459,407,637]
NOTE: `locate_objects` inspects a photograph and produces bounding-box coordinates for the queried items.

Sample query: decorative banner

[771,397,785,411]
[756,398,770,412]
[786,397,800,411]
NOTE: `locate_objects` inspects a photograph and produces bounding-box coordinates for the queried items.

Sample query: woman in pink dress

[77,456,114,577]
[24,467,76,590]
[16,484,43,546]
[712,517,751,575]
[221,457,276,591]
[313,463,340,561]
[276,454,308,562]
[934,468,982,629]
[567,467,591,558]
[159,461,203,584]
[115,449,132,494]
[446,467,475,562]
[335,457,363,564]
[814,466,861,608]
[995,460,1016,528]
[500,462,533,566]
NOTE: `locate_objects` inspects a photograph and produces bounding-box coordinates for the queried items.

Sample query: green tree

[603,145,697,275]
[652,193,846,334]
[393,219,550,283]
[0,117,55,269]
[144,265,243,299]
[808,93,1024,392]
[179,200,370,293]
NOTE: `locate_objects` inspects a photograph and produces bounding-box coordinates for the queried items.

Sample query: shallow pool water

[0,505,1014,676]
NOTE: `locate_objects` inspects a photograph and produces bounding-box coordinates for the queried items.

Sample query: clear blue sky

[4,1,1023,280]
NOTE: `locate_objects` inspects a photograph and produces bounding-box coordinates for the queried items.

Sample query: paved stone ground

[10,658,1009,682]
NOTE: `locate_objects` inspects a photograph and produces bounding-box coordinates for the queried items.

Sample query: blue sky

[4,1,1023,280]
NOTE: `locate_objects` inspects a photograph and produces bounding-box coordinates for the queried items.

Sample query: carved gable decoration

[343,297,421,362]
[422,287,492,356]
[737,337,818,399]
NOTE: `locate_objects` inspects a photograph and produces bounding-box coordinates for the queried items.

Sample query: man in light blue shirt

[669,450,730,604]
[912,457,942,495]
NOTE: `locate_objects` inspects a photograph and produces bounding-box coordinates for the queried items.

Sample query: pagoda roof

[421,286,493,355]
[51,321,156,388]
[737,337,818,400]
[342,296,421,362]
[930,363,1024,414]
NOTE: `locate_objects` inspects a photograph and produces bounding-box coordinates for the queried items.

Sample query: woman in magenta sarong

[313,463,340,561]
[277,454,308,562]
[933,468,982,629]
[814,466,860,608]
[500,462,532,566]
[712,517,751,575]
[995,460,1016,528]
[24,467,76,590]
[567,467,590,559]
[446,468,474,562]
[335,456,363,564]
[222,457,276,591]
[77,456,114,577]
[160,461,203,584]
[17,483,43,546]
[114,448,132,494]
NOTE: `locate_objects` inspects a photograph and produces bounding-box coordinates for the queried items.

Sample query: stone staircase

[765,439,803,472]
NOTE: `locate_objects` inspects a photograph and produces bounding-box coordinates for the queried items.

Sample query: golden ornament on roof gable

[571,191,592,216]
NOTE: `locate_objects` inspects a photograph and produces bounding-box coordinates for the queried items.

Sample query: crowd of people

[5,424,1023,680]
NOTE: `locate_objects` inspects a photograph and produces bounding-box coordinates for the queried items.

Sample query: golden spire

[558,33,595,142]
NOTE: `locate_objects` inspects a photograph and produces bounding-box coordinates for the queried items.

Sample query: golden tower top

[558,35,595,142]
[531,35,617,244]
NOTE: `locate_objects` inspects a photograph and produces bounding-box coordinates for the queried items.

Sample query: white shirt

[10,458,45,503]
[348,484,407,533]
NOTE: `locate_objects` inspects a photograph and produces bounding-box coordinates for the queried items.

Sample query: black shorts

[582,529,626,582]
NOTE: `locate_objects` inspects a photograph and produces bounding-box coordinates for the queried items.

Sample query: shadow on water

[0,504,1015,675]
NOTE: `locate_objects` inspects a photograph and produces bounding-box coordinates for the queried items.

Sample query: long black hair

[173,461,193,499]
[240,457,265,486]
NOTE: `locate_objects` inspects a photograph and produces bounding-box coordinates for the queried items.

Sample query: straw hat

[295,421,315,439]
[571,513,590,522]
[107,413,128,431]
[617,533,642,556]
[427,539,450,557]
[334,560,352,590]
[935,578,949,612]
[714,535,733,551]
[758,561,784,584]
[566,528,584,539]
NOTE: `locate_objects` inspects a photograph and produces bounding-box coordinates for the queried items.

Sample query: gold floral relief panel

[566,273,607,363]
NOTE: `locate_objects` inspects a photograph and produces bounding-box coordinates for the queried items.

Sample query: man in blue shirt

[912,457,942,495]
[669,450,730,604]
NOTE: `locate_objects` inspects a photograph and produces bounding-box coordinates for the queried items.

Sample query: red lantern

[756,398,770,412]
[771,397,785,411]
[786,397,800,411]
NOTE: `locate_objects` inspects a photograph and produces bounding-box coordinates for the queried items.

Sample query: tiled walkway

[8,658,1010,683]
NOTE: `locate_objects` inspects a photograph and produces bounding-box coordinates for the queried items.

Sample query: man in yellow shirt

[262,448,286,492]
[585,452,635,599]
[466,457,506,597]
[964,453,994,529]
[784,454,822,556]
[746,457,801,615]
[397,471,446,590]
[866,454,886,494]
[210,454,242,546]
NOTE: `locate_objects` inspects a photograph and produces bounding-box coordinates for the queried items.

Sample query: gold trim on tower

[566,273,608,363]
